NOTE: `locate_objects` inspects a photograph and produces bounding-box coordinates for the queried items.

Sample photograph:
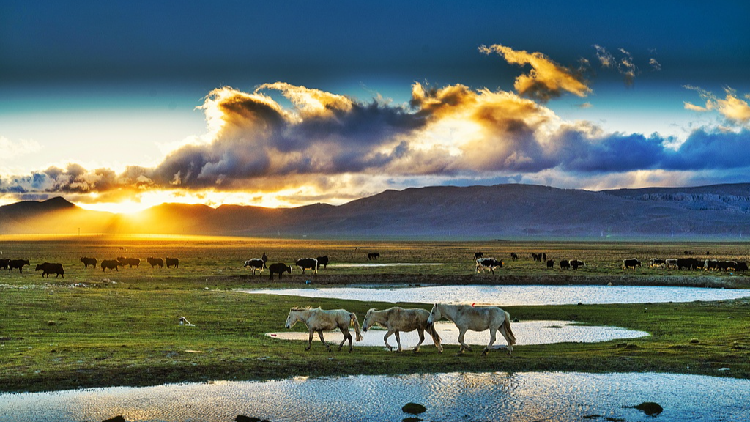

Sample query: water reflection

[267,320,649,348]
[2,372,748,421]
[242,285,750,305]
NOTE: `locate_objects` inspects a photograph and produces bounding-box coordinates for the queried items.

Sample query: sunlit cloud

[684,86,750,125]
[479,44,592,101]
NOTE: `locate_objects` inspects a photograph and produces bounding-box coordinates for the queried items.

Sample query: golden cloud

[479,44,592,101]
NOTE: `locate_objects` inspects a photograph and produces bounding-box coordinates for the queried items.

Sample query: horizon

[2,1,749,214]
[4,180,750,215]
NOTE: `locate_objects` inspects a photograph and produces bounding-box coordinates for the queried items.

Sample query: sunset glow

[1,1,749,213]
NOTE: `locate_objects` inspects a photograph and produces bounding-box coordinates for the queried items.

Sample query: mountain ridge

[3,183,750,239]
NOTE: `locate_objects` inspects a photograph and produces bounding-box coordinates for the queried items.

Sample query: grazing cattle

[623,259,641,270]
[665,258,678,269]
[362,307,442,353]
[559,259,571,270]
[268,263,292,280]
[285,307,363,352]
[676,258,700,270]
[244,258,266,275]
[101,259,120,272]
[650,259,666,268]
[35,262,64,278]
[0,258,10,269]
[295,258,318,275]
[510,253,518,261]
[569,259,584,270]
[368,252,380,260]
[428,303,516,355]
[734,262,748,272]
[315,255,329,270]
[474,252,484,260]
[117,257,140,268]
[165,257,179,268]
[546,259,555,269]
[9,259,30,273]
[80,257,97,268]
[147,257,163,268]
[475,258,502,274]
[710,260,738,272]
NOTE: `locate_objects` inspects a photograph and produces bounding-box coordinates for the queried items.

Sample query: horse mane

[290,306,314,311]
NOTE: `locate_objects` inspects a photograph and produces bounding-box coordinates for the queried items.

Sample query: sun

[77,199,155,214]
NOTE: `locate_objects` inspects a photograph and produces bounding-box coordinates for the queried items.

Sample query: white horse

[427,303,516,355]
[362,307,442,353]
[285,307,363,352]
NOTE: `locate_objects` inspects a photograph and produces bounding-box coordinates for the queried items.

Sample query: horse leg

[457,328,471,354]
[483,328,498,356]
[317,330,331,351]
[384,330,395,351]
[414,328,425,353]
[395,331,402,352]
[306,330,314,351]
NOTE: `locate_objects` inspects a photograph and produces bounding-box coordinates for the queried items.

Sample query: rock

[402,402,427,415]
[634,401,663,416]
[402,418,423,422]
[235,416,269,422]
[689,338,700,344]
[102,416,126,422]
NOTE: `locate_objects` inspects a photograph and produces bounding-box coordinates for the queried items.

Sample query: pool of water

[330,263,443,268]
[2,372,747,421]
[268,320,649,349]
[242,285,750,305]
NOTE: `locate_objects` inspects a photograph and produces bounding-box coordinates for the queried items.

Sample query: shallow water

[2,372,748,421]
[269,320,648,349]
[330,262,443,268]
[242,284,750,305]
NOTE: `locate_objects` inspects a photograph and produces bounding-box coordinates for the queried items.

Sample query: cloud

[1,43,748,205]
[479,44,592,101]
[0,137,41,160]
[593,45,650,86]
[684,86,750,125]
[649,58,662,71]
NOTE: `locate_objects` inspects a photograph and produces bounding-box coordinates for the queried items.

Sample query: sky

[1,0,749,213]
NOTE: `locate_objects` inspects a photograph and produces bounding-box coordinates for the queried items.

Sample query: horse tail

[427,321,441,345]
[350,313,363,341]
[502,311,517,345]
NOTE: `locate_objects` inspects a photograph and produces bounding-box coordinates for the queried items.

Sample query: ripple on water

[1,372,749,421]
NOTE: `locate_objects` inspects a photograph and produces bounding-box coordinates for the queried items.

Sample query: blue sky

[1,0,749,211]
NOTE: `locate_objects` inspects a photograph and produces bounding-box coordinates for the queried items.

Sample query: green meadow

[1,236,749,392]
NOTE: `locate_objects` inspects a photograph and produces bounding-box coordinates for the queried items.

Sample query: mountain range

[3,183,750,239]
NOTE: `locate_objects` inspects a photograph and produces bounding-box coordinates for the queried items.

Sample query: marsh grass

[1,237,749,392]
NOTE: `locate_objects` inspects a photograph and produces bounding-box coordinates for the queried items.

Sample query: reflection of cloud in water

[267,320,648,349]
[3,372,749,421]
[242,285,750,305]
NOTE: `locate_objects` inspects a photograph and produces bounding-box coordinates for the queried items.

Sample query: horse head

[427,303,442,324]
[362,308,377,331]
[285,310,301,329]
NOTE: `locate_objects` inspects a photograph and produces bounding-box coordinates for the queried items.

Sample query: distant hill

[3,183,750,239]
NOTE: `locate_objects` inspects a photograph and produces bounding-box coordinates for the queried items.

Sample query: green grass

[1,237,750,392]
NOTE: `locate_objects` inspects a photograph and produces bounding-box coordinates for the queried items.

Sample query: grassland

[1,235,750,392]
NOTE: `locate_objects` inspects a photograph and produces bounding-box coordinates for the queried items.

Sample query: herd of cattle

[244,255,330,280]
[3,249,748,279]
[0,256,181,278]
[475,251,749,273]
